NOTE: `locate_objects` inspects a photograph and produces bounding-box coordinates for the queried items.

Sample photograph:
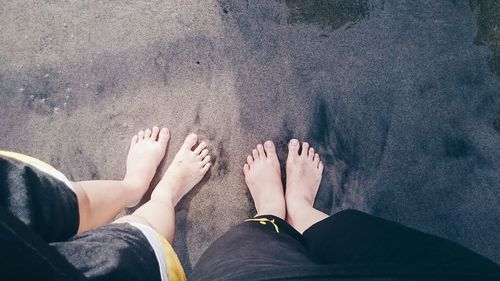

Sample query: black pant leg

[303,209,500,273]
[190,215,317,281]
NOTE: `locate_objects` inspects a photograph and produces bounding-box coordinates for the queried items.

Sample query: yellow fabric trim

[153,231,186,281]
[245,218,280,233]
[0,151,59,174]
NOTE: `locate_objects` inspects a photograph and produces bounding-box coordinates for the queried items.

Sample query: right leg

[285,140,500,275]
[285,139,328,234]
[301,209,500,268]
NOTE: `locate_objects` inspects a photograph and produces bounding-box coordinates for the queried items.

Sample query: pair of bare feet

[243,140,327,234]
[123,126,211,209]
[121,127,325,236]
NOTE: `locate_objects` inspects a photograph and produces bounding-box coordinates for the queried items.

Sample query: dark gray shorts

[0,151,184,281]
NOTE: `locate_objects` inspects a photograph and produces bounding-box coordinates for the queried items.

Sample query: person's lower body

[0,147,172,281]
[190,214,318,281]
[0,127,212,281]
[191,210,500,280]
[191,140,500,280]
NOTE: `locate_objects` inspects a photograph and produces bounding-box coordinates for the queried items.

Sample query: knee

[333,209,365,219]
[71,182,91,233]
[114,214,154,230]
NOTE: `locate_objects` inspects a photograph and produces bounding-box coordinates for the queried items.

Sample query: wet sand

[1,0,499,273]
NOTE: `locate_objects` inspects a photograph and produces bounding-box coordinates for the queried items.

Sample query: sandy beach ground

[1,0,499,273]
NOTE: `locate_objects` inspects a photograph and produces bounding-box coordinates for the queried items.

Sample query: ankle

[286,195,313,209]
[120,179,147,204]
[286,199,313,218]
[255,198,286,220]
[149,197,175,210]
[122,176,147,191]
[151,186,177,207]
[256,208,286,220]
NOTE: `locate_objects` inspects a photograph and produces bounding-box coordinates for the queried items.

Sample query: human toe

[201,155,211,166]
[151,126,160,140]
[130,134,138,146]
[243,163,250,174]
[288,139,300,156]
[194,141,207,154]
[138,130,145,140]
[264,141,277,156]
[199,149,209,159]
[252,149,259,160]
[145,128,152,139]
[158,128,170,145]
[202,162,211,173]
[301,142,309,157]
[247,155,254,166]
[257,144,265,158]
[314,153,320,166]
[308,147,315,159]
[182,134,198,150]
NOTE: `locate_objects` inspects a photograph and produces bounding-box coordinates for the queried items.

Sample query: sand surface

[1,0,499,273]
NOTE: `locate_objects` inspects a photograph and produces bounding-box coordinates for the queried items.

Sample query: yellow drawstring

[244,218,280,233]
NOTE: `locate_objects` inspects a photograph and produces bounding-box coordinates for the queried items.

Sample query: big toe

[288,139,300,157]
[264,141,278,160]
[182,134,198,150]
[158,128,170,145]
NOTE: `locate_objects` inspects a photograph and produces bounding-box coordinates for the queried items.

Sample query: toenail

[291,139,298,146]
[265,141,273,148]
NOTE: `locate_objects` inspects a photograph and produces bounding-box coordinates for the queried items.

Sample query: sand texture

[1,0,499,273]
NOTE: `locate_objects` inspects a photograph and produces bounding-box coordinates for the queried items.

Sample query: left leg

[191,141,316,281]
[243,141,286,219]
[53,133,211,281]
[74,126,170,233]
[115,133,211,243]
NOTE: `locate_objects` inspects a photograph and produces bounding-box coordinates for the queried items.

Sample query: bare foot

[151,134,211,206]
[123,126,170,204]
[243,141,286,219]
[285,139,326,233]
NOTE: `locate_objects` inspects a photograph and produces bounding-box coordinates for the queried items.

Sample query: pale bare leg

[115,134,211,243]
[74,126,170,233]
[243,141,286,219]
[285,139,328,234]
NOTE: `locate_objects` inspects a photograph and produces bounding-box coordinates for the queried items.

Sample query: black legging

[190,209,500,280]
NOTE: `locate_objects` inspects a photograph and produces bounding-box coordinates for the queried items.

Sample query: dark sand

[1,0,499,273]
